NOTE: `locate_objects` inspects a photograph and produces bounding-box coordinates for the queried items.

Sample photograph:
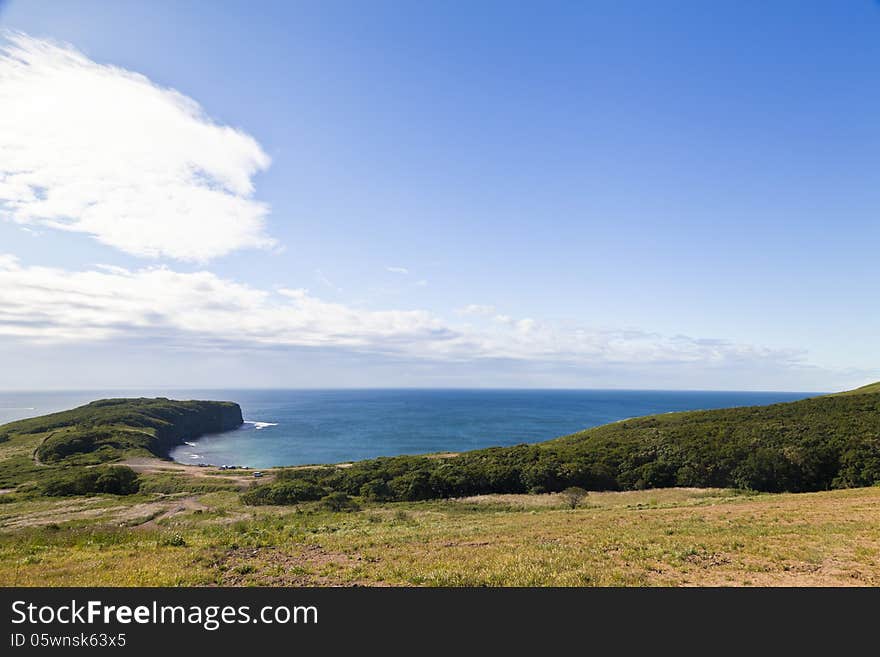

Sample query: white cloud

[0,255,445,348]
[385,266,409,275]
[0,255,805,371]
[0,32,274,261]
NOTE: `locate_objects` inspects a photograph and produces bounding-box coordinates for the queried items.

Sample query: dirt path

[132,495,208,529]
[118,456,270,487]
[0,495,210,531]
[31,431,56,466]
[119,456,209,473]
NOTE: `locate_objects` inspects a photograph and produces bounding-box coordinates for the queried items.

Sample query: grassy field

[2,484,879,586]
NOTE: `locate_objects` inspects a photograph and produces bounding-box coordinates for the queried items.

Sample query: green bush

[559,486,589,509]
[41,466,140,497]
[359,478,393,501]
[320,492,360,512]
[241,480,325,506]
[834,440,880,488]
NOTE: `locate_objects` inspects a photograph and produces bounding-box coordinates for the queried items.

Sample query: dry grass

[1,486,879,586]
[453,487,736,509]
[119,457,271,488]
[0,430,43,461]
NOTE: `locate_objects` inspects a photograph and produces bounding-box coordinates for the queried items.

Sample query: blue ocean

[0,389,817,468]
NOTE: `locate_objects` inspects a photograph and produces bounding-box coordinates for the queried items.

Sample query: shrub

[94,466,140,495]
[37,432,98,463]
[41,466,140,497]
[388,470,434,501]
[559,486,588,509]
[320,491,360,512]
[834,440,880,488]
[359,478,393,501]
[241,480,325,506]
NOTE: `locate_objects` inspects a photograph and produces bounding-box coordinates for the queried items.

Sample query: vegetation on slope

[243,385,880,504]
[40,465,140,497]
[0,398,242,495]
[0,398,242,464]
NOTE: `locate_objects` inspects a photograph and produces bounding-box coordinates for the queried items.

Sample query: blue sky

[0,0,878,390]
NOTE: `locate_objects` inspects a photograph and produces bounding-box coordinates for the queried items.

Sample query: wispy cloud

[385,266,409,275]
[314,269,342,293]
[0,32,275,261]
[0,255,806,372]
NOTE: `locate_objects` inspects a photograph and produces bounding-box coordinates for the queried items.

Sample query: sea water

[0,388,817,468]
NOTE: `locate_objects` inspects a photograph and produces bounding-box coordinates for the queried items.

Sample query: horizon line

[0,386,830,394]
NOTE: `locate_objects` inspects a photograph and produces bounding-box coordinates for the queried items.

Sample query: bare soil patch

[118,457,270,488]
[212,544,379,586]
[129,496,209,529]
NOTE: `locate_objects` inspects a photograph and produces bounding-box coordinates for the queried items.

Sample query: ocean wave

[184,441,198,447]
[246,421,278,430]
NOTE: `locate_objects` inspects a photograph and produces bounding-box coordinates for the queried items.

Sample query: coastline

[148,388,814,469]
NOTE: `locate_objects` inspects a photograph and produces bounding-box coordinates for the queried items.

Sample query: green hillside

[0,398,242,493]
[245,383,880,504]
[0,397,242,463]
